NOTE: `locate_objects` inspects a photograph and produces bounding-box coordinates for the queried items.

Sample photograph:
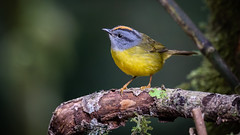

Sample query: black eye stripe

[115,28,141,39]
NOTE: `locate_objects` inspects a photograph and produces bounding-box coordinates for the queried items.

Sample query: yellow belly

[111,46,164,76]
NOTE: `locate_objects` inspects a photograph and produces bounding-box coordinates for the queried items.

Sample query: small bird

[102,25,196,93]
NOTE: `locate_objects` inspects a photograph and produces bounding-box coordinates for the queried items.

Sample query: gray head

[102,25,142,51]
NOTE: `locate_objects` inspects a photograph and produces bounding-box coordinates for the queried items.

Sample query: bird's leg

[120,76,137,94]
[147,75,152,88]
[140,75,152,90]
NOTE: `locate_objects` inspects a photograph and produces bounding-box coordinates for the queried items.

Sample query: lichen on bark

[48,88,240,135]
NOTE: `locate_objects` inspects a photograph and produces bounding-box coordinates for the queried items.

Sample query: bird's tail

[162,50,198,60]
[167,50,198,56]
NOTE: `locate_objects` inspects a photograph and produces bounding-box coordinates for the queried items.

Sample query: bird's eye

[117,34,122,38]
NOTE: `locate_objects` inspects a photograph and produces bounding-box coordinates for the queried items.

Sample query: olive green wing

[139,33,168,53]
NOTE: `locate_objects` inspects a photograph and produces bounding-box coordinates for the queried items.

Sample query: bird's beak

[102,28,112,35]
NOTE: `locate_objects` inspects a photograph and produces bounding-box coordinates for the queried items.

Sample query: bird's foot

[140,85,151,90]
[120,87,127,95]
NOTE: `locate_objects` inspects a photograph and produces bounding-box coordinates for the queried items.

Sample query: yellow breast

[111,46,164,76]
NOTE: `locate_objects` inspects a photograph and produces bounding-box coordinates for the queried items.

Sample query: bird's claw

[140,85,151,90]
[120,87,127,95]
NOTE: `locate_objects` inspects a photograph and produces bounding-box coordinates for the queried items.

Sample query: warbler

[102,25,196,93]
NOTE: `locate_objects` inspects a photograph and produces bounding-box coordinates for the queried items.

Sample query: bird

[102,25,196,93]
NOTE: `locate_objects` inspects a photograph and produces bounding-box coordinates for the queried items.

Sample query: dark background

[0,0,207,134]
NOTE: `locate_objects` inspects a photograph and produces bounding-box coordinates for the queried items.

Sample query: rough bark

[48,88,240,135]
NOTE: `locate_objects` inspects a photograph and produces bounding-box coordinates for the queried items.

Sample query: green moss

[231,112,237,117]
[149,88,167,99]
[187,58,232,94]
[186,0,240,94]
[131,113,153,135]
[184,0,240,134]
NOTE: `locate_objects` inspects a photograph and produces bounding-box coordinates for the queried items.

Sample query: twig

[157,0,240,92]
[189,127,197,135]
[192,108,207,135]
[48,88,240,135]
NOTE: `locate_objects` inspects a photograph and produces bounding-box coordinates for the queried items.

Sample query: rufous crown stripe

[113,26,133,31]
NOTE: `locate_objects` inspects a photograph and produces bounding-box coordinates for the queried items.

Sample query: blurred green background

[0,0,207,134]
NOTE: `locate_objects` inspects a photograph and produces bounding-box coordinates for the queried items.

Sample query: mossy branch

[48,88,240,135]
[157,0,240,92]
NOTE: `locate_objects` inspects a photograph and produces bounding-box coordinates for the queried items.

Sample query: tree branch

[48,88,240,135]
[157,0,240,92]
[192,107,207,135]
